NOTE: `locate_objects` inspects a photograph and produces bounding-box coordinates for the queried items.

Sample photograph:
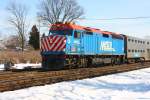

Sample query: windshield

[49,30,72,36]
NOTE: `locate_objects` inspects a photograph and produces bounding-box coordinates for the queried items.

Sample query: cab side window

[103,34,109,38]
[74,31,81,38]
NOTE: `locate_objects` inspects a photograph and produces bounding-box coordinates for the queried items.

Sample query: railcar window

[132,39,134,42]
[74,31,81,38]
[128,39,130,41]
[135,50,137,52]
[128,49,131,52]
[147,42,149,45]
[103,34,109,38]
[86,31,93,35]
[143,41,145,44]
[84,28,93,35]
[132,50,134,52]
[135,40,137,43]
[49,30,72,36]
[138,40,140,43]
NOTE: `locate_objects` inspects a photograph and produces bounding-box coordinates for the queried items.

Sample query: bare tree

[38,0,84,24]
[7,1,28,51]
[4,35,20,50]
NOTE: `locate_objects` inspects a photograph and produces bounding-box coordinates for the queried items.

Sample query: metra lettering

[100,41,115,51]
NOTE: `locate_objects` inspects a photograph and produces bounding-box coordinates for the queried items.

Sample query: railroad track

[0,62,150,92]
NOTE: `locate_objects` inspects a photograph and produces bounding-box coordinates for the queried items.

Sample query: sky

[0,0,150,38]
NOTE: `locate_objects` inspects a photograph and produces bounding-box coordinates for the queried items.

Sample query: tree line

[6,0,84,51]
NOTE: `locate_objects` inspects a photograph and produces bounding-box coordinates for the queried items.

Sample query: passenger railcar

[41,23,125,70]
[124,35,150,62]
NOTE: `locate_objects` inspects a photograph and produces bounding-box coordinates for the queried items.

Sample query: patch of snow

[0,64,4,70]
[0,67,150,100]
[12,63,41,69]
[0,63,41,71]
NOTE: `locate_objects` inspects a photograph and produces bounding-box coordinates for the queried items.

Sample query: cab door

[81,32,96,55]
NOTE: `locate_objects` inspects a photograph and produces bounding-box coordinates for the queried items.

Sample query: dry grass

[0,50,41,64]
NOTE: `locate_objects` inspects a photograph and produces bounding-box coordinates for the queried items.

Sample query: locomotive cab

[41,23,84,69]
[49,24,84,54]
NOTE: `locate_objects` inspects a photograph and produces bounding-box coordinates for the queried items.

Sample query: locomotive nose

[41,35,66,52]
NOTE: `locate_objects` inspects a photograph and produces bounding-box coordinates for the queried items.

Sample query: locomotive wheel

[77,57,87,68]
[87,57,92,67]
[78,58,82,68]
[82,57,88,67]
[85,58,88,67]
[66,56,75,69]
[111,57,115,66]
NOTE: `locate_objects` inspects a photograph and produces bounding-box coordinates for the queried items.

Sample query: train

[41,23,150,70]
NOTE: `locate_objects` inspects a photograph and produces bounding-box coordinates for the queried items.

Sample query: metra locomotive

[41,23,150,70]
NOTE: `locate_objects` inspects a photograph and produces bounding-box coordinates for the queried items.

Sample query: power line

[78,16,150,21]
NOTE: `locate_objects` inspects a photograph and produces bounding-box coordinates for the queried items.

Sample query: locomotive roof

[102,31,124,39]
[50,23,110,34]
[50,23,122,36]
[50,23,85,31]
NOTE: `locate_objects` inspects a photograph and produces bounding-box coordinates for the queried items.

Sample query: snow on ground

[1,67,150,100]
[0,63,41,70]
[12,63,41,69]
[0,64,4,70]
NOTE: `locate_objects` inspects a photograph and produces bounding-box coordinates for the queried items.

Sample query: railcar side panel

[81,34,97,55]
[98,35,113,55]
[112,38,124,55]
[96,35,124,55]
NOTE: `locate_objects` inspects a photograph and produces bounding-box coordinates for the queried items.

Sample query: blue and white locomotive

[41,23,125,70]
